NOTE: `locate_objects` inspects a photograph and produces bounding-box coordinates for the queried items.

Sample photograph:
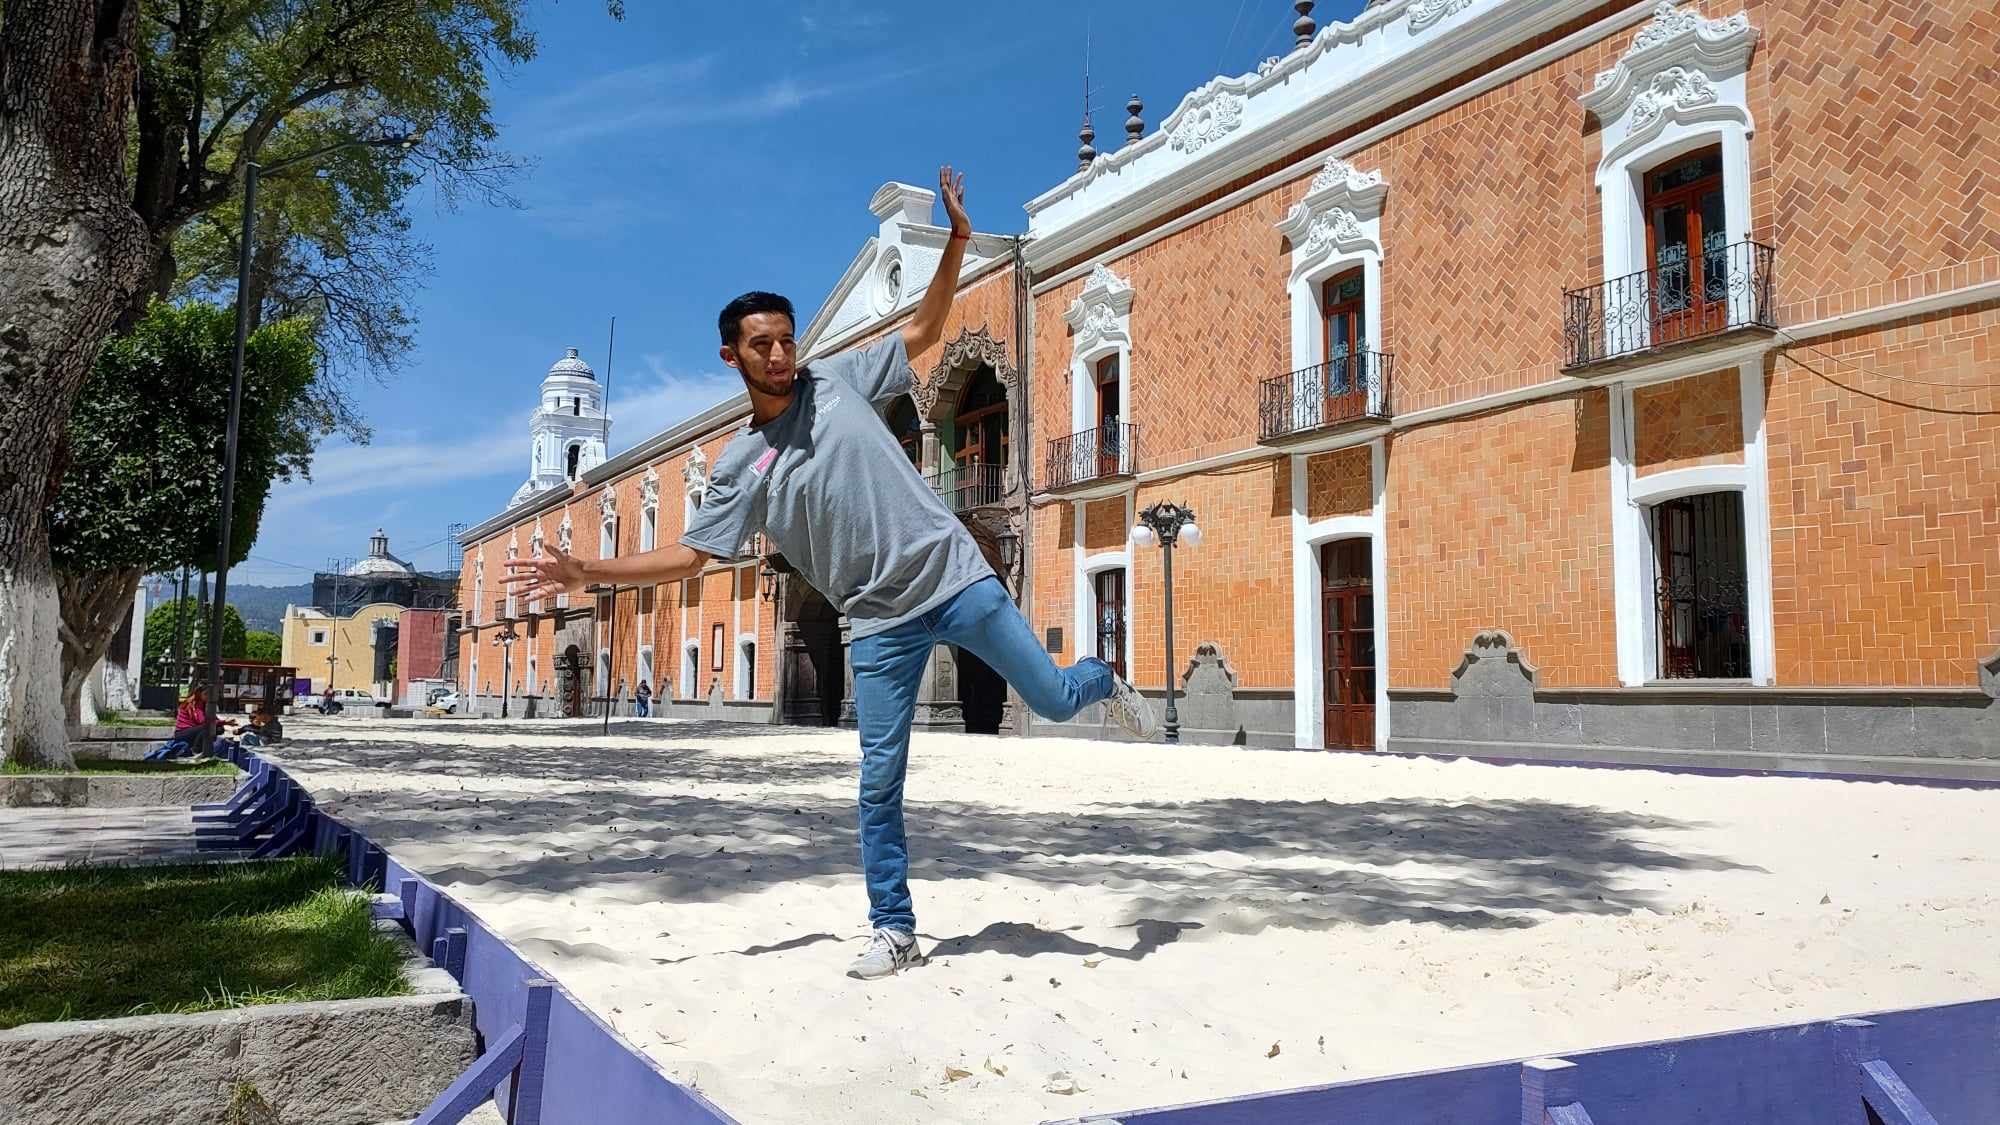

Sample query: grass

[4,759,239,777]
[91,711,173,728]
[0,856,409,1029]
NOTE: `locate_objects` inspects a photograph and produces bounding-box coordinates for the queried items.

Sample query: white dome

[346,529,415,576]
[547,347,595,380]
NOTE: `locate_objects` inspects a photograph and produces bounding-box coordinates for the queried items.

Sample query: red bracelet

[949,231,970,242]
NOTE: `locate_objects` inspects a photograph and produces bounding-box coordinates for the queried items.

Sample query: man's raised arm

[900,164,974,358]
[502,542,710,602]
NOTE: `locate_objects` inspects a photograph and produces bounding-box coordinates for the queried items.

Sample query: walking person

[506,165,1157,980]
[635,678,652,718]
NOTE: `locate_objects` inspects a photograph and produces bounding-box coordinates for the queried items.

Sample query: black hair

[718,291,796,347]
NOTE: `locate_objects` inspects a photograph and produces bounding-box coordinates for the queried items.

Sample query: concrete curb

[0,920,477,1125]
[0,772,241,808]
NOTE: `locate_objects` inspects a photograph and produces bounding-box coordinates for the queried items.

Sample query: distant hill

[224,584,313,633]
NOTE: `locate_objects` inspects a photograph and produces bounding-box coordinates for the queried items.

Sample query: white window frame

[309,628,328,646]
[681,640,700,699]
[504,542,519,618]
[1075,490,1134,680]
[597,647,612,703]
[637,644,655,697]
[526,654,538,694]
[1288,439,1390,751]
[1062,264,1134,448]
[1582,5,1771,685]
[528,528,545,615]
[734,634,757,701]
[1583,3,1758,347]
[1276,156,1388,425]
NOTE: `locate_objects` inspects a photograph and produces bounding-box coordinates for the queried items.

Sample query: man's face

[722,311,798,397]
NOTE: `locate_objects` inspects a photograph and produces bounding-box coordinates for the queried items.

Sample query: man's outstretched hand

[502,545,586,602]
[940,164,970,237]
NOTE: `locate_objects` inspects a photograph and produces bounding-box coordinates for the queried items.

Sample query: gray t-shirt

[680,334,993,638]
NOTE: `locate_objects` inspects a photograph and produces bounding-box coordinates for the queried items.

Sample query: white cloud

[266,417,523,514]
[606,355,743,454]
[513,49,938,148]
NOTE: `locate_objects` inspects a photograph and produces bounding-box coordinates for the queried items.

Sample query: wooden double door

[1321,540,1375,750]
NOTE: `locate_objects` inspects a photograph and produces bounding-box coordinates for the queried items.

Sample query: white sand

[275,717,2000,1124]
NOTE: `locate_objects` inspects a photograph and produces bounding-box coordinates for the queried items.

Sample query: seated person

[242,705,283,746]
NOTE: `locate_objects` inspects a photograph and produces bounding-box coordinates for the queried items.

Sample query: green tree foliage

[244,631,283,664]
[130,0,556,432]
[142,598,248,678]
[50,302,320,579]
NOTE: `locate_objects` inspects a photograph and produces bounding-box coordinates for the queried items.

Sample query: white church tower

[510,347,610,507]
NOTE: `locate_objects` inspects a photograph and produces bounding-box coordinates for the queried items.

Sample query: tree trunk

[58,567,146,729]
[0,0,151,770]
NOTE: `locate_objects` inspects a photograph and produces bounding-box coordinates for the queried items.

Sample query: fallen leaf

[1267,1042,1282,1058]
[1318,1035,1325,1053]
[984,1057,1008,1078]
[944,1066,973,1083]
[1049,977,1062,989]
[1820,893,1832,905]
[1083,957,1104,968]
[1044,1071,1082,1095]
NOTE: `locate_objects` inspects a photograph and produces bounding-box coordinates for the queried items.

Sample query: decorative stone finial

[1294,1,1316,47]
[1077,117,1097,170]
[1124,95,1144,144]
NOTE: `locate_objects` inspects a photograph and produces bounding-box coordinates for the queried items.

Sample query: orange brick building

[1020,0,1996,771]
[455,186,1033,729]
[454,0,1996,774]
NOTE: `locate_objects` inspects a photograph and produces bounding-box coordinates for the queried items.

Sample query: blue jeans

[849,576,1115,932]
[635,697,650,717]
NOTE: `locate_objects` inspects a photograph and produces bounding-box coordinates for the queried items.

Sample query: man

[506,165,1157,980]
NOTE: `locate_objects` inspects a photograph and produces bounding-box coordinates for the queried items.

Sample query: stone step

[78,723,174,742]
[68,739,157,762]
[0,772,241,809]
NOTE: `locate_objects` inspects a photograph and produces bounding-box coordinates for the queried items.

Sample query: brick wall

[1766,303,2000,686]
[1633,367,1746,475]
[1387,393,1619,690]
[1306,447,1374,519]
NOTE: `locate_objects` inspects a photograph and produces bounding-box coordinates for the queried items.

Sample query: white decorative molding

[871,245,905,316]
[640,465,661,507]
[599,487,617,519]
[1582,2,1756,170]
[682,445,710,495]
[1309,155,1385,196]
[1277,156,1389,284]
[1409,0,1474,32]
[530,523,544,549]
[1628,66,1717,131]
[557,511,572,551]
[1063,266,1136,357]
[1022,0,1625,269]
[1165,81,1248,153]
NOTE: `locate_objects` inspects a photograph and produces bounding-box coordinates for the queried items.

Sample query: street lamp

[1130,502,1201,744]
[202,130,421,748]
[497,625,519,719]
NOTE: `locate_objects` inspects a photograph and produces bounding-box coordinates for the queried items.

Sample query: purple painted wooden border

[233,751,1995,1125]
[228,752,737,1124]
[1057,999,1999,1124]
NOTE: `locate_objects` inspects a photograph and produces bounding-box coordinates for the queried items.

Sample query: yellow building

[281,602,405,695]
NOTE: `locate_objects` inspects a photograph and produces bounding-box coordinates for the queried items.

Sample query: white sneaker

[1102,676,1160,740]
[846,928,925,980]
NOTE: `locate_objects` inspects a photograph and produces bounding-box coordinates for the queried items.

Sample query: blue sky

[239,0,1366,587]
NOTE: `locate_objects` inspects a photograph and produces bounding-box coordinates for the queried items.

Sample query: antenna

[1077,16,1099,170]
[602,316,616,457]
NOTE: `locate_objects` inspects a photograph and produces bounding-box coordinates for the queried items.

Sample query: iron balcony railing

[929,462,1006,512]
[1257,351,1395,442]
[1046,422,1140,490]
[1564,239,1776,368]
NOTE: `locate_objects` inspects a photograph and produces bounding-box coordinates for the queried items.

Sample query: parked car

[430,690,462,714]
[312,688,378,714]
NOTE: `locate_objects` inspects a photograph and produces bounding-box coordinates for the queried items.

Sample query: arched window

[566,444,581,480]
[948,365,1008,508]
[884,396,921,466]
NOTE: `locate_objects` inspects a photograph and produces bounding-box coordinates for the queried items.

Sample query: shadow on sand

[289,722,1762,965]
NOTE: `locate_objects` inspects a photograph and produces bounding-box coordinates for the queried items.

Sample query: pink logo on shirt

[753,448,778,474]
